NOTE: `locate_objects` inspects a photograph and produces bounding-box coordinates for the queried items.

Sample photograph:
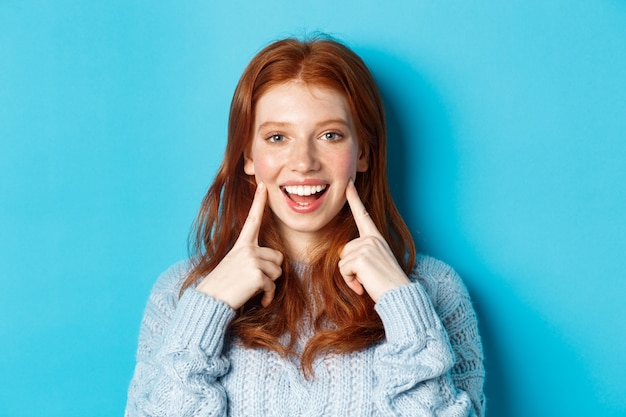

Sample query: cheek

[251,155,285,212]
[332,148,359,178]
[250,152,279,181]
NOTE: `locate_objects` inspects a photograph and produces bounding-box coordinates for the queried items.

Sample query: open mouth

[281,184,328,206]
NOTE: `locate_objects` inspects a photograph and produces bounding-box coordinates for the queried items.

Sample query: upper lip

[280,179,328,187]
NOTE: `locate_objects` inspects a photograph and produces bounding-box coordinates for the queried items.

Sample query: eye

[321,131,343,141]
[266,133,285,143]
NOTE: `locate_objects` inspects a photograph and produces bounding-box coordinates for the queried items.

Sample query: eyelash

[264,131,344,143]
[266,133,285,143]
[321,131,343,141]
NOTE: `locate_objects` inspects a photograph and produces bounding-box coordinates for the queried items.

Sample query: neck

[284,239,315,263]
[279,229,322,264]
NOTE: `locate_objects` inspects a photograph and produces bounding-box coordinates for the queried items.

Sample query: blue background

[1,1,625,416]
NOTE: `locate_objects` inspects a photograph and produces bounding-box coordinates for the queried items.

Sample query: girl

[125,37,485,416]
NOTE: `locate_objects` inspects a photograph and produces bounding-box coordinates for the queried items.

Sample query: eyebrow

[257,119,351,131]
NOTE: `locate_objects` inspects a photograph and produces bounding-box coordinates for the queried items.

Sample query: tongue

[289,193,319,204]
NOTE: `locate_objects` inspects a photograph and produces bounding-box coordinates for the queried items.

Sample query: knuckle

[270,267,282,280]
[364,236,387,250]
[246,213,259,224]
[241,245,257,256]
[363,236,377,244]
[250,271,265,286]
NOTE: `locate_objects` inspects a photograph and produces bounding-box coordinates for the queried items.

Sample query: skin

[197,82,410,309]
[340,180,410,302]
[244,81,367,259]
[197,182,284,309]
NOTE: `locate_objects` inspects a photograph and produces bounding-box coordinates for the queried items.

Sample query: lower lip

[283,189,327,213]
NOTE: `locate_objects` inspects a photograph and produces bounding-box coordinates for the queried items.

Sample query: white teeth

[283,184,327,196]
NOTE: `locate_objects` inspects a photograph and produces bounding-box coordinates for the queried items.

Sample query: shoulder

[409,254,472,311]
[144,260,194,316]
[410,254,461,288]
[152,260,193,293]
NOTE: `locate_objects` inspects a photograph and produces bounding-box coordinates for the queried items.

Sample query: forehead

[254,81,352,125]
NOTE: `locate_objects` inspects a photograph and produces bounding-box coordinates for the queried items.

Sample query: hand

[196,183,284,309]
[338,180,410,302]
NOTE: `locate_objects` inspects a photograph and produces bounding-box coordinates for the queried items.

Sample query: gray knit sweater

[125,254,485,416]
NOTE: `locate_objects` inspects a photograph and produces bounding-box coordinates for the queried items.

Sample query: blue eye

[267,134,285,143]
[322,132,342,141]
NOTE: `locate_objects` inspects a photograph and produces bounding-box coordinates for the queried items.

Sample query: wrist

[375,283,443,341]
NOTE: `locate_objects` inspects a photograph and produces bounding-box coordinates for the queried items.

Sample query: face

[244,81,368,259]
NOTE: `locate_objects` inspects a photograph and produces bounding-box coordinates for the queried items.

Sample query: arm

[126,184,282,416]
[125,262,236,417]
[372,258,485,416]
[339,182,484,415]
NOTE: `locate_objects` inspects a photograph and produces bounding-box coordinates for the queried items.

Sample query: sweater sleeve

[125,262,237,417]
[372,256,485,417]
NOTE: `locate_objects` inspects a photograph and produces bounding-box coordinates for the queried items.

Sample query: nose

[289,139,320,173]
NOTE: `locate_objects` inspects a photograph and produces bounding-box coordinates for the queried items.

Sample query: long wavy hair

[182,37,415,376]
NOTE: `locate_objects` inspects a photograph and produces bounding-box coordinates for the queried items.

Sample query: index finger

[236,182,267,245]
[345,180,383,237]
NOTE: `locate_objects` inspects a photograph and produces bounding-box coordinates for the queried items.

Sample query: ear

[356,147,369,172]
[243,151,255,175]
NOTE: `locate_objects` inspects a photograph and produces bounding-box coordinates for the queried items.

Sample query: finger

[338,258,365,295]
[236,182,267,246]
[257,247,284,267]
[345,180,382,237]
[257,257,283,280]
[345,276,365,295]
[260,278,277,307]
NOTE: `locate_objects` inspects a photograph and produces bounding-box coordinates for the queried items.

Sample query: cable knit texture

[125,254,485,416]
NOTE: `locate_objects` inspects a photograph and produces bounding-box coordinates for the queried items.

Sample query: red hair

[182,37,415,376]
